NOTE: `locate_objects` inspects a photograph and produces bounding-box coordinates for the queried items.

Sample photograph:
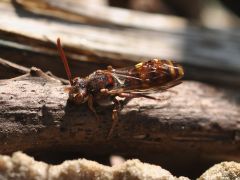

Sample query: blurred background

[1,0,240,87]
[110,0,240,28]
[0,0,240,179]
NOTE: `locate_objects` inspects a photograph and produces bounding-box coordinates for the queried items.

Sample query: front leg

[87,94,100,121]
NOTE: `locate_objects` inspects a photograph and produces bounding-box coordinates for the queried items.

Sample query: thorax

[86,71,115,94]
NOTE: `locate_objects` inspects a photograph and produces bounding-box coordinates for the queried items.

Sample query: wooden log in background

[0,69,239,176]
[0,0,240,87]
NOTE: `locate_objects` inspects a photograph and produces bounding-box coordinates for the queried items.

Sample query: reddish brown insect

[56,38,184,138]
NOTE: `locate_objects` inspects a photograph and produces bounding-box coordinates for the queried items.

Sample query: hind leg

[100,89,165,139]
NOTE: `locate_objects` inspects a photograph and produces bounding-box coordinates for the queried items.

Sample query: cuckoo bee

[56,38,184,138]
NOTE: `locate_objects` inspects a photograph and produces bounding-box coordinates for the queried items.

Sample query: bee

[56,38,184,138]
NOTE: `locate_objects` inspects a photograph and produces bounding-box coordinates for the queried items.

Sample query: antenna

[56,38,73,85]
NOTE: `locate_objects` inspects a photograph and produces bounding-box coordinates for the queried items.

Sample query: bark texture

[0,69,239,163]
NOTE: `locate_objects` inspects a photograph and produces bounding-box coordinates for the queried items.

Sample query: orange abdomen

[124,59,184,89]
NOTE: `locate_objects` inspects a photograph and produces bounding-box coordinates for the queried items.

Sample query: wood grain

[0,69,239,165]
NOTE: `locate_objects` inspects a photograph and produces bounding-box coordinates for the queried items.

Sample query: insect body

[111,59,184,91]
[56,38,184,138]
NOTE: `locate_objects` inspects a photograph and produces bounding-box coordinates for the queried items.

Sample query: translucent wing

[106,59,184,94]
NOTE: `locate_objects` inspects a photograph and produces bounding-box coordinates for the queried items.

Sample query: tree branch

[0,57,29,79]
[0,69,239,163]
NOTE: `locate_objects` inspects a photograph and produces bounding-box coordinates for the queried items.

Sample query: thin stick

[56,38,73,85]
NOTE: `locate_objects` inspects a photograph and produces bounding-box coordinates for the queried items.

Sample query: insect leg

[119,92,171,101]
[101,89,158,100]
[108,97,121,139]
[87,94,100,121]
[118,93,157,100]
[100,88,124,95]
[107,93,156,139]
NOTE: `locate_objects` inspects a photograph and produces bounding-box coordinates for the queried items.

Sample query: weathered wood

[0,58,70,88]
[0,1,240,87]
[0,69,239,164]
[18,0,188,31]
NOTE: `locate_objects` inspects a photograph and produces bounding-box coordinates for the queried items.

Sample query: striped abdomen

[122,59,184,90]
